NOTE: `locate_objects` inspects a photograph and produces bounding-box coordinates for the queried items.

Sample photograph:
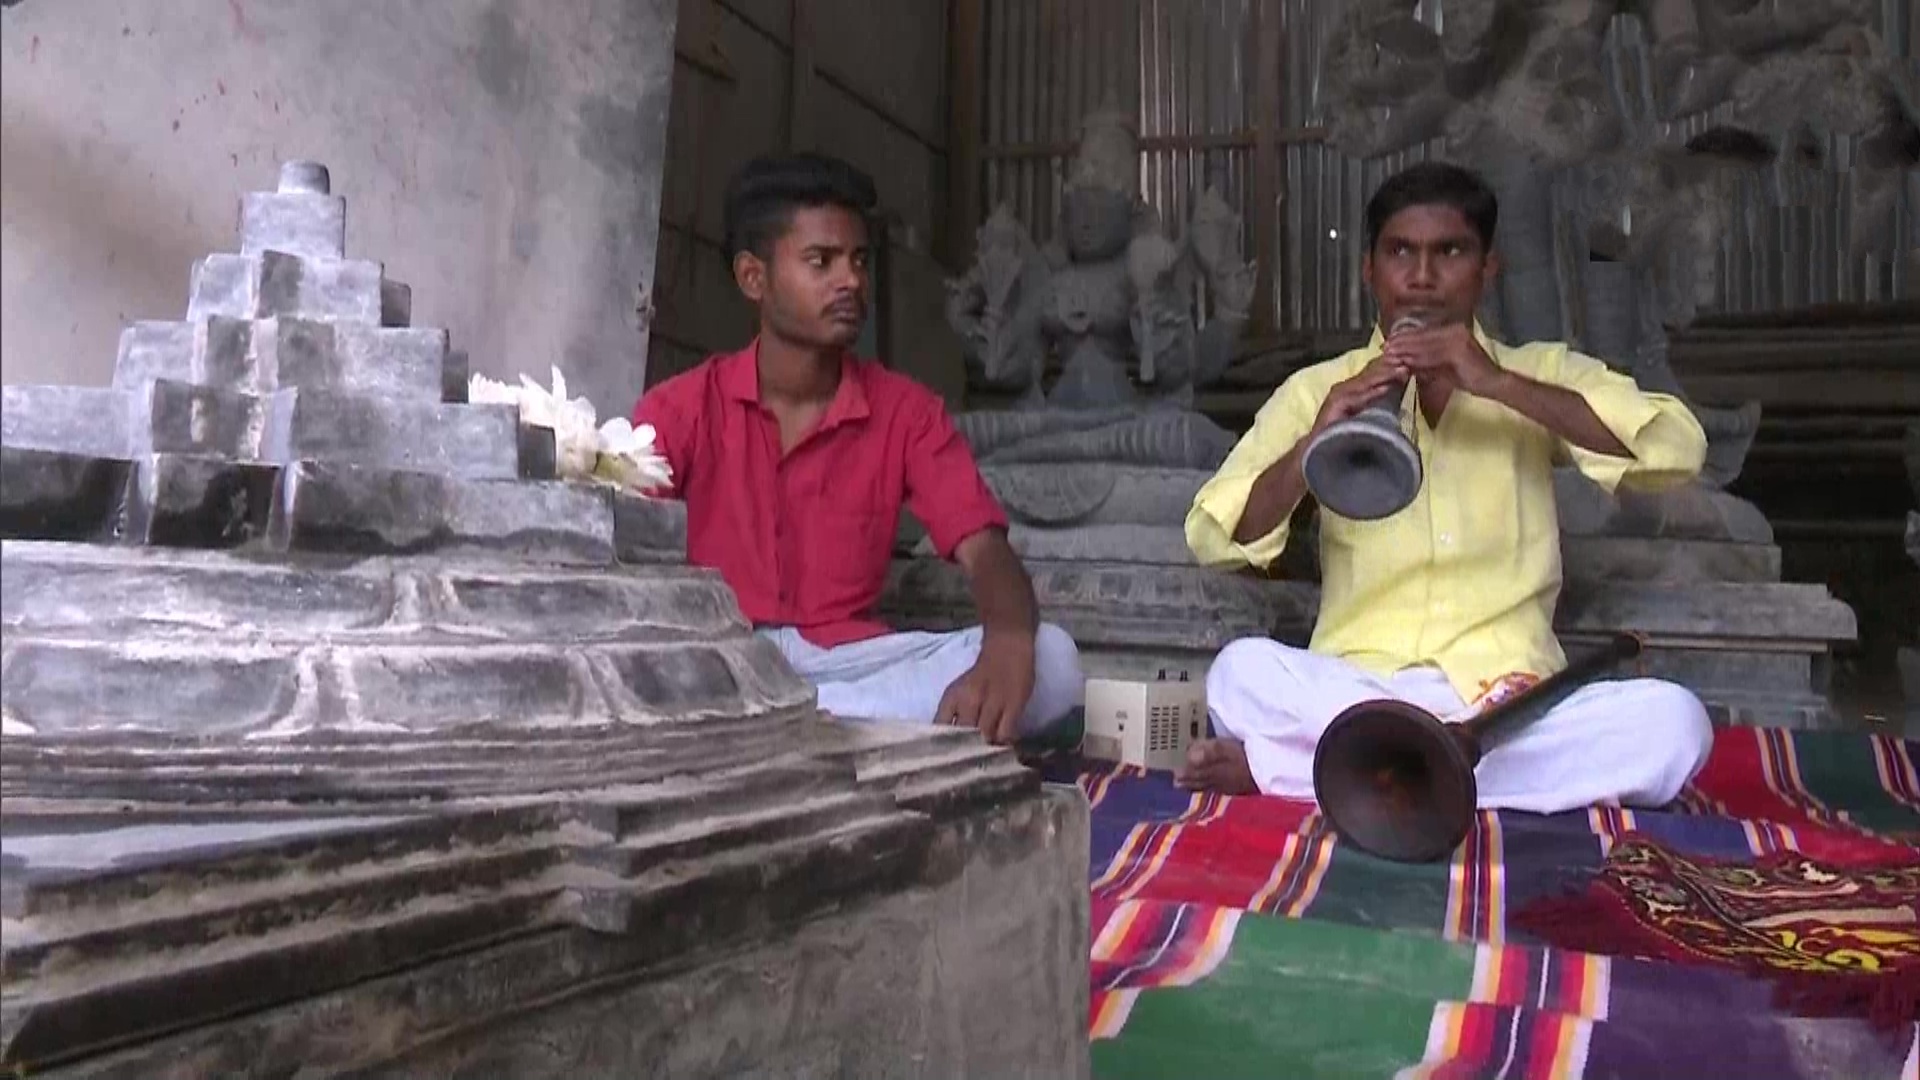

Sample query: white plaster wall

[0,0,677,420]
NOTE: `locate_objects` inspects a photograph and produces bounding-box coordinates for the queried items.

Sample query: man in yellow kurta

[1178,162,1714,813]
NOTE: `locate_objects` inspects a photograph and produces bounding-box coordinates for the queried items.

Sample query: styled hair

[1363,161,1499,253]
[720,152,879,263]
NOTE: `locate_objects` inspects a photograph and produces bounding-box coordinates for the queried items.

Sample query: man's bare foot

[1174,738,1260,795]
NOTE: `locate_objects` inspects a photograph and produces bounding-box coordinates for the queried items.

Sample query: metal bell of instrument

[1311,633,1645,863]
[1300,314,1426,522]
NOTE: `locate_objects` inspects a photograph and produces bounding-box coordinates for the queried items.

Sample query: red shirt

[632,341,1008,647]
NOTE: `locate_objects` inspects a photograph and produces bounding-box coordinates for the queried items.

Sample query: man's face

[734,204,871,350]
[1361,203,1497,332]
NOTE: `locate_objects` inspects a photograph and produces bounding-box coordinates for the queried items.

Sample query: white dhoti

[758,623,1085,739]
[1204,637,1714,814]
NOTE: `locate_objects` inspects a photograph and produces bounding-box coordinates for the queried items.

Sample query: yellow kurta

[1186,322,1707,703]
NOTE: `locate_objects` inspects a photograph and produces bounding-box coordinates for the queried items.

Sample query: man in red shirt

[632,153,1082,744]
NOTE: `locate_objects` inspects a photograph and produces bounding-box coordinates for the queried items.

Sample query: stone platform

[881,554,1854,729]
[887,455,1314,684]
[884,396,1855,727]
[883,555,1313,683]
[1,162,1090,1079]
[1,714,1086,1079]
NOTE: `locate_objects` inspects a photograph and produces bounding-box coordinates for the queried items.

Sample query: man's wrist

[1476,367,1527,405]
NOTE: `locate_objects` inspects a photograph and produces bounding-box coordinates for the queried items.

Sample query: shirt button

[1439,533,1453,546]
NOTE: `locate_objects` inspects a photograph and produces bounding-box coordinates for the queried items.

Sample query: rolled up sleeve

[1186,375,1320,570]
[902,396,1009,559]
[1541,347,1707,494]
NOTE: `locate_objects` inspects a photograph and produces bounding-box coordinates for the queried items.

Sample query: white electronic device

[1080,671,1207,771]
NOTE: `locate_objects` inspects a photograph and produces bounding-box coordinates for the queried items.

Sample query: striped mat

[1048,726,1920,1079]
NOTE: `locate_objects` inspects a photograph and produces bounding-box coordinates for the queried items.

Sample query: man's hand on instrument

[1380,322,1506,397]
[1313,356,1411,433]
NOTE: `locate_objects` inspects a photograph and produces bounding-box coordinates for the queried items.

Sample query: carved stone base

[1,532,1094,1077]
[348,780,1091,1080]
[1561,535,1782,584]
[0,539,794,742]
[1557,578,1856,728]
[881,558,1315,681]
[1555,470,1775,545]
[1,721,1091,1080]
[1296,502,1785,587]
[880,560,1858,728]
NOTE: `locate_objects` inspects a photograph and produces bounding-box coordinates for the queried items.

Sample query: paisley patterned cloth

[1512,834,1920,1028]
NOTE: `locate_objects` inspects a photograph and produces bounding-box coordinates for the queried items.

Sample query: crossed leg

[1180,637,1713,813]
[758,623,1086,740]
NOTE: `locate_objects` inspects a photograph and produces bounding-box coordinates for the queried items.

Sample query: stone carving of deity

[1320,0,1917,494]
[945,106,1258,414]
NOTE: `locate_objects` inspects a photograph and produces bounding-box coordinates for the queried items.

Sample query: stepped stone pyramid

[0,162,1088,1079]
[1,161,615,572]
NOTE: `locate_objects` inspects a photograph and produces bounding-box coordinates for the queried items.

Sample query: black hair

[1363,161,1499,254]
[720,152,879,264]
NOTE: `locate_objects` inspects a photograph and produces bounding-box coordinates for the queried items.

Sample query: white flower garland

[468,366,673,497]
